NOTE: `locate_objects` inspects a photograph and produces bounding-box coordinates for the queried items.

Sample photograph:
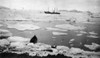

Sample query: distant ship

[44,8,60,14]
[44,11,60,14]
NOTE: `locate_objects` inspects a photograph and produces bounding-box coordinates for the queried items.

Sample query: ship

[44,11,60,14]
[44,8,60,14]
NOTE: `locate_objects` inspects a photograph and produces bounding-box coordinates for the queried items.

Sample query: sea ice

[87,35,99,38]
[0,39,10,47]
[89,31,98,35]
[7,23,40,30]
[76,33,83,36]
[8,36,29,42]
[69,39,75,43]
[46,27,67,31]
[0,42,100,58]
[10,42,27,48]
[52,32,68,35]
[84,43,100,50]
[69,47,84,54]
[0,29,12,39]
[55,24,85,30]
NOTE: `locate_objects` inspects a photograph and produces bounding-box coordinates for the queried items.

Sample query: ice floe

[52,32,68,35]
[10,42,27,48]
[89,31,98,35]
[79,31,87,34]
[87,35,99,38]
[7,23,40,30]
[0,39,10,52]
[0,39,10,47]
[69,47,84,54]
[69,39,75,43]
[84,43,100,50]
[76,33,83,36]
[55,24,85,30]
[46,27,67,31]
[0,29,12,39]
[8,36,29,42]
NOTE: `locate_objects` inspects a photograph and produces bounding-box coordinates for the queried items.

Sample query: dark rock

[95,46,100,52]
[30,35,38,44]
[51,45,57,48]
[0,36,9,39]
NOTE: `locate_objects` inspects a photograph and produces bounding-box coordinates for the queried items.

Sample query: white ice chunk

[89,31,98,35]
[8,36,29,42]
[79,31,87,34]
[69,47,84,54]
[46,27,67,31]
[52,32,68,35]
[84,43,100,50]
[87,35,99,38]
[0,39,10,47]
[55,24,85,30]
[76,33,83,36]
[7,23,40,30]
[0,29,12,38]
[69,39,75,43]
[10,42,26,48]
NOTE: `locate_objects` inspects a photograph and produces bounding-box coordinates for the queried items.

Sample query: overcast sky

[0,0,100,13]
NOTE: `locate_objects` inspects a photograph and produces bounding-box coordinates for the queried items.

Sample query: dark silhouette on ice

[95,46,100,52]
[30,35,38,44]
[51,45,57,48]
[0,36,9,39]
[44,11,60,14]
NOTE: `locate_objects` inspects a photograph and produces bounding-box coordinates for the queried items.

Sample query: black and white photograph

[0,0,100,58]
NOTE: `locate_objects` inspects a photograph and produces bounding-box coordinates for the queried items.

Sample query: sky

[0,0,100,13]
